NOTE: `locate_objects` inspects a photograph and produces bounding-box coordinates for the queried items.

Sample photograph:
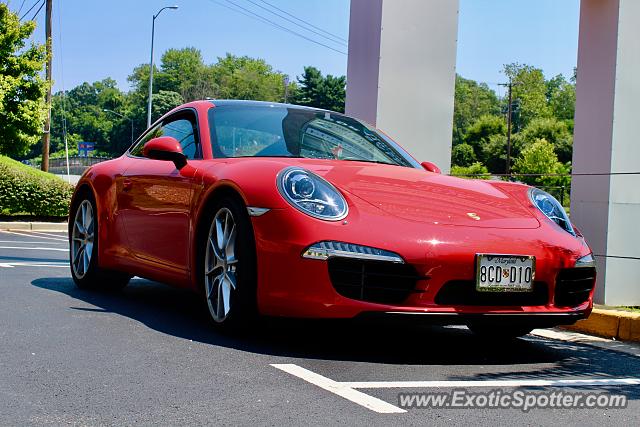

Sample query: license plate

[476,254,535,292]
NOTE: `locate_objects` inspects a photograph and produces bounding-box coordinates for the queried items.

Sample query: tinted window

[128,111,200,159]
[162,118,199,160]
[129,123,162,157]
[208,106,420,168]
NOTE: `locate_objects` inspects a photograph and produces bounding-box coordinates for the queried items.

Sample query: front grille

[327,258,421,304]
[554,267,596,307]
[435,281,549,306]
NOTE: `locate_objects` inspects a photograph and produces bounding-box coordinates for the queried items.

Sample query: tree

[452,75,501,145]
[451,143,476,167]
[450,162,490,179]
[295,66,345,112]
[514,117,573,163]
[152,90,184,122]
[481,134,509,174]
[503,63,551,130]
[464,114,506,160]
[155,47,211,101]
[512,139,570,199]
[0,4,47,156]
[546,74,576,121]
[212,53,287,101]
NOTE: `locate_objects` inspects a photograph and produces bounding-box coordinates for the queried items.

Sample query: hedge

[0,155,74,217]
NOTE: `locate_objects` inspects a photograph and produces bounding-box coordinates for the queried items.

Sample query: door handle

[123,178,132,192]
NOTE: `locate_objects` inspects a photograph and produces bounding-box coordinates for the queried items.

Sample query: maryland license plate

[476,254,535,292]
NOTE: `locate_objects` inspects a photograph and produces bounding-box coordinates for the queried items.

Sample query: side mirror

[421,161,441,174]
[143,136,187,169]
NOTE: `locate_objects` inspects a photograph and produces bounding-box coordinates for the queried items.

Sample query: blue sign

[77,141,95,157]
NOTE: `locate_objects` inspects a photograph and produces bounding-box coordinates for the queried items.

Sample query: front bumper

[251,207,595,323]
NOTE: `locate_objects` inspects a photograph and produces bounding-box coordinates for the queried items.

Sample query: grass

[617,307,640,313]
[0,155,68,181]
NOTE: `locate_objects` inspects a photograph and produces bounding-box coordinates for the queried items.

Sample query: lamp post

[147,5,179,128]
[104,109,134,145]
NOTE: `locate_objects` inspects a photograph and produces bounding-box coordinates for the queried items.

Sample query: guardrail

[36,156,113,175]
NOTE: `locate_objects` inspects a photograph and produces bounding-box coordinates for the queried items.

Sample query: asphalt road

[1,230,639,426]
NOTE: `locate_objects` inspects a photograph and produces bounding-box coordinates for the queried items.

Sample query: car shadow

[31,277,640,378]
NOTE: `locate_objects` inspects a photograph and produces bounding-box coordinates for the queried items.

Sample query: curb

[0,222,68,232]
[563,307,640,342]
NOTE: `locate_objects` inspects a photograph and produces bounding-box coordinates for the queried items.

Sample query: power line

[17,0,27,15]
[207,0,347,55]
[29,0,44,21]
[19,0,41,21]
[242,0,347,47]
[258,0,347,43]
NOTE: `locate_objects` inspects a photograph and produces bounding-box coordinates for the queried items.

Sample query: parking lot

[1,230,639,425]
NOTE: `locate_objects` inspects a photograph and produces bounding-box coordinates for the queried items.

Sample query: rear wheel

[466,323,533,339]
[70,193,131,290]
[201,196,257,329]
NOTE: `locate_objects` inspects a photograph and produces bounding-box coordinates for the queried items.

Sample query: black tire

[69,190,131,291]
[198,195,258,330]
[466,323,533,340]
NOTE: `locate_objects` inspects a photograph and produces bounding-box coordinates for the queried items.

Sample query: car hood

[302,161,539,229]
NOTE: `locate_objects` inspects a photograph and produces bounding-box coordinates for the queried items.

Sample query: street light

[147,5,179,128]
[104,109,134,145]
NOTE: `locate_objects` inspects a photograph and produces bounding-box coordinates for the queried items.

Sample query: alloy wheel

[205,207,238,322]
[71,200,95,279]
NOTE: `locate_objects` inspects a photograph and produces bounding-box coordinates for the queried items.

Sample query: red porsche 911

[69,100,596,337]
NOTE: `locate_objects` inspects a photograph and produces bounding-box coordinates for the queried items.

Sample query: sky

[10,0,580,95]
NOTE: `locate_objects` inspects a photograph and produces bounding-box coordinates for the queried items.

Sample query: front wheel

[69,193,131,290]
[201,196,257,329]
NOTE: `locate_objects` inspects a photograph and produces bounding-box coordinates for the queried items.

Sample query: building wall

[346,0,459,172]
[572,0,640,305]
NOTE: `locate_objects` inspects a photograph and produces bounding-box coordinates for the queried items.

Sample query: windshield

[208,105,420,168]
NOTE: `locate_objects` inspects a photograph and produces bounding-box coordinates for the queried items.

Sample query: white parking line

[0,240,65,245]
[0,246,68,252]
[271,364,406,414]
[272,363,640,414]
[0,262,68,268]
[0,231,67,242]
[27,230,67,239]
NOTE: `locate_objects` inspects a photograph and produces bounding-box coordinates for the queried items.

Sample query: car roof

[207,99,338,113]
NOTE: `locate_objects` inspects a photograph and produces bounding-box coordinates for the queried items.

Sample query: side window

[162,117,200,159]
[128,111,201,159]
[129,123,162,157]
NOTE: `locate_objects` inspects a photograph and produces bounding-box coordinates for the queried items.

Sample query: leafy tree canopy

[0,4,47,157]
[295,66,346,112]
[504,63,551,130]
[512,139,570,197]
[452,75,501,145]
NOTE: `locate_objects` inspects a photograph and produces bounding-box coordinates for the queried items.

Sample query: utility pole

[41,0,52,172]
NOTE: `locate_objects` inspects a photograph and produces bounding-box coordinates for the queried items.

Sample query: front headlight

[277,167,348,220]
[529,188,575,236]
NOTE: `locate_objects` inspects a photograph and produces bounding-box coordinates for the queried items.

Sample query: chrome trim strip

[247,207,270,217]
[302,241,405,264]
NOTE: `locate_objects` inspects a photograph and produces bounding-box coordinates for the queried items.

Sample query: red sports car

[69,100,596,337]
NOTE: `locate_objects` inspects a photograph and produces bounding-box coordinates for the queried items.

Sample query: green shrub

[450,162,491,179]
[0,155,74,217]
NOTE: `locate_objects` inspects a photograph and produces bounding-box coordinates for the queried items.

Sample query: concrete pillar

[572,0,640,305]
[346,0,459,172]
